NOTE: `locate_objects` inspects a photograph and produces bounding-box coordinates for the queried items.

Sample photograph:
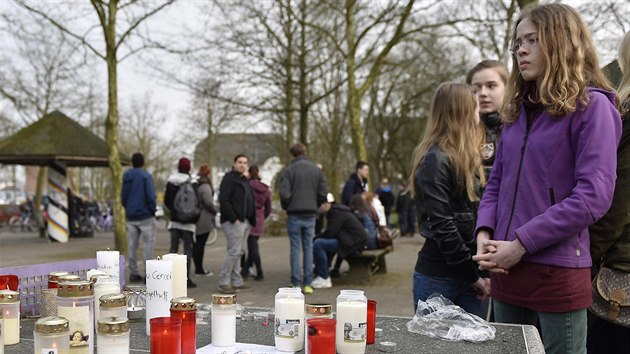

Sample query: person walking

[279,143,328,293]
[473,4,622,353]
[217,154,256,294]
[193,164,217,276]
[242,165,272,281]
[587,31,630,354]
[121,152,157,283]
[164,157,198,288]
[409,83,490,317]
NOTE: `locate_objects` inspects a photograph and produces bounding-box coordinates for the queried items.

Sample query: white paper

[145,258,174,335]
[162,253,187,298]
[97,250,120,280]
[196,342,293,354]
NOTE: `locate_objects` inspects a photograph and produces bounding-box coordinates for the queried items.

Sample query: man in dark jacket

[279,143,328,293]
[341,161,369,205]
[311,197,368,288]
[164,157,197,288]
[217,154,256,294]
[121,152,157,283]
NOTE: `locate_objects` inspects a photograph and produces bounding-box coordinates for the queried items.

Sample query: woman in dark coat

[242,165,272,280]
[193,164,218,275]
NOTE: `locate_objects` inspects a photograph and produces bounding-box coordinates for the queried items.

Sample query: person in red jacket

[242,165,271,281]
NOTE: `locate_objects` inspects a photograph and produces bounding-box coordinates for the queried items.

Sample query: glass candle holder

[367,300,377,345]
[211,294,236,347]
[93,275,121,326]
[123,285,146,321]
[0,289,20,345]
[170,297,197,354]
[307,318,336,354]
[305,304,333,354]
[34,316,70,354]
[48,271,70,289]
[97,317,130,354]
[39,288,59,317]
[57,280,95,354]
[100,293,128,321]
[336,289,367,354]
[274,287,304,352]
[150,317,182,354]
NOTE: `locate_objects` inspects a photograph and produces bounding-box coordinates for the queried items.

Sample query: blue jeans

[126,217,156,276]
[412,272,483,318]
[313,238,338,279]
[494,298,587,354]
[287,215,315,286]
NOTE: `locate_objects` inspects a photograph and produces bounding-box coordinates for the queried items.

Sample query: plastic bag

[406,294,496,343]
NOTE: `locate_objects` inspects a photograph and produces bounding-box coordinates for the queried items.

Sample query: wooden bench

[344,246,393,285]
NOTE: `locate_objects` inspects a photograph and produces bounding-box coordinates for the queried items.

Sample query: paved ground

[0,227,424,317]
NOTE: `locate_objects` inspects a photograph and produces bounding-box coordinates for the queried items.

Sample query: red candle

[47,271,69,289]
[150,317,182,354]
[170,297,197,354]
[367,300,377,344]
[307,318,336,354]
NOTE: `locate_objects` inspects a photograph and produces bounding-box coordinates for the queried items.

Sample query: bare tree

[15,0,176,253]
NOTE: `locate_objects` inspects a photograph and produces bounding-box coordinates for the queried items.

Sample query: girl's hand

[473,239,527,274]
[475,230,498,271]
[472,277,491,301]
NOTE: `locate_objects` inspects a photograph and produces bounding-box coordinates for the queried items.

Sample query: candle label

[275,318,301,339]
[42,349,59,354]
[58,305,91,354]
[343,322,367,342]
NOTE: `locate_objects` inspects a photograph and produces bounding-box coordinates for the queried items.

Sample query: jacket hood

[588,87,617,107]
[250,179,269,193]
[167,172,192,185]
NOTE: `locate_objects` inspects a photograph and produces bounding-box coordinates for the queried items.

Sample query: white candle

[87,269,108,281]
[211,310,236,347]
[97,250,120,281]
[96,333,129,354]
[336,302,367,354]
[93,277,120,326]
[145,259,174,335]
[274,298,304,351]
[162,253,187,298]
[3,317,19,345]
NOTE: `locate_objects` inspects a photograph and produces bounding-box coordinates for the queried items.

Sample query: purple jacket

[249,179,271,236]
[476,88,622,268]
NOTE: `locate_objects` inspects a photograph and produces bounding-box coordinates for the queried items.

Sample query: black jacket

[164,172,193,224]
[341,173,367,205]
[414,146,481,283]
[480,111,502,180]
[219,170,256,226]
[319,204,367,258]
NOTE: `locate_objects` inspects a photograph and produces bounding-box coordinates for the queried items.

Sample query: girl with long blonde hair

[472,4,622,353]
[409,82,490,317]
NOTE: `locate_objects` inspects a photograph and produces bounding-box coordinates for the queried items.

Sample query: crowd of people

[119,3,630,353]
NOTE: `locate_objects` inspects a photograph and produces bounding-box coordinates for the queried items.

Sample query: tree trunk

[345,0,368,162]
[206,104,214,170]
[283,0,295,157]
[104,0,127,255]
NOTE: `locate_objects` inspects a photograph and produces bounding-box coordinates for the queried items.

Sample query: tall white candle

[0,290,20,346]
[97,250,120,281]
[162,253,187,298]
[0,314,4,354]
[336,302,367,354]
[275,298,304,351]
[145,259,174,335]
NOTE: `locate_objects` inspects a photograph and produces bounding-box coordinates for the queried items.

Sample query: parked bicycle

[9,211,38,232]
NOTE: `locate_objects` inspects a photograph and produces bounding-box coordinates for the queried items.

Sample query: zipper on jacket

[549,188,555,205]
[503,119,533,240]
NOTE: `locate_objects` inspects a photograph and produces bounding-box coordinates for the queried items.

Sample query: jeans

[494,298,587,354]
[412,272,483,318]
[193,232,210,273]
[287,215,315,286]
[244,236,262,276]
[313,238,338,279]
[219,220,250,287]
[126,217,156,277]
[169,228,194,277]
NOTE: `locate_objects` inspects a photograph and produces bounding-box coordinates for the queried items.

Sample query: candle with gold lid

[96,317,129,354]
[100,293,127,321]
[34,316,70,354]
[211,294,236,347]
[0,289,19,345]
[93,275,120,326]
[48,271,70,289]
[57,280,95,354]
[58,274,82,285]
[170,297,196,354]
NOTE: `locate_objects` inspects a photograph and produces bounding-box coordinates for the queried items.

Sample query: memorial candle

[274,287,304,352]
[0,310,4,354]
[211,294,236,347]
[97,317,130,354]
[57,280,95,354]
[92,275,120,326]
[150,317,181,354]
[170,297,196,354]
[161,253,187,298]
[48,271,70,289]
[34,316,70,354]
[0,290,20,345]
[304,304,333,354]
[99,294,127,321]
[96,250,120,281]
[145,258,174,335]
[336,290,367,354]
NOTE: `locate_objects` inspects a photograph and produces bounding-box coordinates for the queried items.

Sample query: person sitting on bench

[311,195,368,289]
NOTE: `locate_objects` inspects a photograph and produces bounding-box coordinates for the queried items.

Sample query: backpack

[173,178,202,223]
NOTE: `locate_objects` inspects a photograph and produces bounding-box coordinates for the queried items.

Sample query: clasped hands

[472,230,527,274]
